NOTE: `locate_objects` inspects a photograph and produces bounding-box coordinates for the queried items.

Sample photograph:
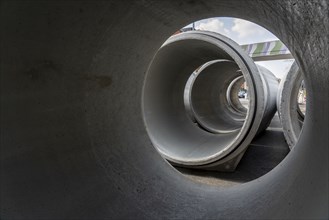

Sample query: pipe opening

[143,33,257,166]
[226,75,249,116]
[143,17,297,185]
[184,60,249,134]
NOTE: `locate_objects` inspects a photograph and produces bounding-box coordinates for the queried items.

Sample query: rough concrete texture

[1,1,328,219]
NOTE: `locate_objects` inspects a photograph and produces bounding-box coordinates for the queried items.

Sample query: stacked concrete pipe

[1,1,328,219]
[184,60,247,130]
[277,62,305,148]
[225,75,248,117]
[183,61,248,124]
[143,31,278,171]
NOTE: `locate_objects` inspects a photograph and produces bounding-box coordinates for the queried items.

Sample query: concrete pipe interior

[184,63,248,125]
[186,60,247,133]
[1,1,328,219]
[226,75,249,116]
[143,32,264,167]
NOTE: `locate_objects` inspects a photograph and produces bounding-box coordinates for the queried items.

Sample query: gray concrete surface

[143,33,278,171]
[277,62,305,148]
[178,113,289,186]
[1,1,328,219]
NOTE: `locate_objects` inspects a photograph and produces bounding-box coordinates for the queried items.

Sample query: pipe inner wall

[1,1,328,219]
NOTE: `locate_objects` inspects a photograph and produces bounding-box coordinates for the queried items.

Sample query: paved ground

[176,113,290,187]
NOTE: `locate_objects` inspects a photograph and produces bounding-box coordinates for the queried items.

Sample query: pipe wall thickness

[1,1,328,219]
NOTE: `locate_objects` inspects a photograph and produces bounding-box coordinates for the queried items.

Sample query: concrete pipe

[184,62,247,124]
[143,32,278,171]
[184,60,247,131]
[1,1,328,219]
[226,75,248,117]
[277,62,305,148]
[143,32,278,170]
[185,59,279,134]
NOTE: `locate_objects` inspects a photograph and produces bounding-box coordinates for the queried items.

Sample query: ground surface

[176,113,290,186]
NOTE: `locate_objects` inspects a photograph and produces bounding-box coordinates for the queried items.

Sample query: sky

[184,17,294,79]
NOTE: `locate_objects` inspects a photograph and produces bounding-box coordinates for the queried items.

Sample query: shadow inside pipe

[176,113,290,186]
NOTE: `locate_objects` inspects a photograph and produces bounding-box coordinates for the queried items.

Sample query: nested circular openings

[277,62,304,149]
[142,32,258,166]
[226,75,248,116]
[187,60,247,134]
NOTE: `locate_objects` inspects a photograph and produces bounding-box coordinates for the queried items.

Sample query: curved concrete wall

[143,31,278,170]
[277,62,304,149]
[1,1,328,219]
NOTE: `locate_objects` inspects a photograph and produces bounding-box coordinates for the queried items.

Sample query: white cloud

[195,19,230,35]
[190,17,293,78]
[232,19,264,38]
[231,19,278,44]
[194,18,278,45]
